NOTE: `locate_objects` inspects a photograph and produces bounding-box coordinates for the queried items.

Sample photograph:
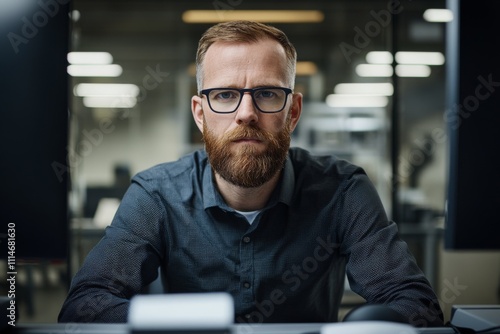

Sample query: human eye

[212,89,239,102]
[255,89,278,99]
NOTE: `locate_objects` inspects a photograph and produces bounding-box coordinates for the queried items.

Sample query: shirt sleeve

[337,170,444,327]
[58,178,166,323]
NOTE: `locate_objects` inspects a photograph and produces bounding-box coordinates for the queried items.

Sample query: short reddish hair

[195,20,297,91]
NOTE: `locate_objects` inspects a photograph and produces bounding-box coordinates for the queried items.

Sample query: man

[59,20,443,326]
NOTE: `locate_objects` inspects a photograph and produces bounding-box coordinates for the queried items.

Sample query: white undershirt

[235,210,261,225]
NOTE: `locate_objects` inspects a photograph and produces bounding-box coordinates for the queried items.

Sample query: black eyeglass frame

[199,86,293,114]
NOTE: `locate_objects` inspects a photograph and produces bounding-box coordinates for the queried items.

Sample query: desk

[15,323,456,334]
[17,305,499,334]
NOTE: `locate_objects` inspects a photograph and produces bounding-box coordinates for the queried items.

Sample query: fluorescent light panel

[334,83,394,96]
[395,51,445,65]
[346,117,385,132]
[67,64,123,77]
[296,61,318,76]
[366,51,444,65]
[366,51,393,64]
[423,9,453,22]
[395,65,431,77]
[356,63,433,77]
[326,94,389,108]
[74,83,140,97]
[182,10,324,23]
[71,10,81,22]
[67,52,113,65]
[355,64,393,77]
[83,96,137,109]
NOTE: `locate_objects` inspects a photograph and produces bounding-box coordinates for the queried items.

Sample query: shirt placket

[239,232,255,313]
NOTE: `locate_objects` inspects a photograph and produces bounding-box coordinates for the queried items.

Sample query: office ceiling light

[326,94,389,108]
[334,83,394,96]
[71,10,81,22]
[296,61,318,76]
[74,83,140,97]
[187,63,197,77]
[182,10,324,23]
[346,117,385,132]
[355,64,393,77]
[395,65,431,77]
[395,51,445,65]
[83,96,137,109]
[423,9,453,22]
[366,51,393,64]
[67,52,113,65]
[67,64,123,77]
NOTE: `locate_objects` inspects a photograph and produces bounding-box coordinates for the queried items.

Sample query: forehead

[202,39,289,87]
[205,37,286,55]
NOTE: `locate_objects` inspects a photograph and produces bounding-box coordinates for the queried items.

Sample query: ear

[288,92,303,132]
[191,95,204,133]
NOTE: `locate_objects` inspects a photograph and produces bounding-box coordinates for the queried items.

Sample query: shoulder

[132,150,208,187]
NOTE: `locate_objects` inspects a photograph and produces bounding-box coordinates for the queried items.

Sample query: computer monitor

[0,2,70,259]
[444,0,500,250]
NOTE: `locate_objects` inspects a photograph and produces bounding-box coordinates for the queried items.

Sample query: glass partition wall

[69,1,446,217]
[10,0,450,323]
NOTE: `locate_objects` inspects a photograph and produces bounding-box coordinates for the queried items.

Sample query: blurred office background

[1,0,499,324]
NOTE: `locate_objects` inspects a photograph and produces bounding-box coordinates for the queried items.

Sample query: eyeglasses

[200,87,292,113]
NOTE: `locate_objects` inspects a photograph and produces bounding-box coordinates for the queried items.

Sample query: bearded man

[59,20,443,327]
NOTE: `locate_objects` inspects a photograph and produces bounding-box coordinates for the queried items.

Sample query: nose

[235,92,259,125]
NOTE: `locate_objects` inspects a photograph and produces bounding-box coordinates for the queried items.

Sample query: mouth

[233,137,263,144]
[232,137,263,144]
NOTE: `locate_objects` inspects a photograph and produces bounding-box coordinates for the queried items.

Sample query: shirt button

[243,236,251,243]
[243,282,251,288]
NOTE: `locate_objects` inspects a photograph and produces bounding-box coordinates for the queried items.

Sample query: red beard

[203,118,292,188]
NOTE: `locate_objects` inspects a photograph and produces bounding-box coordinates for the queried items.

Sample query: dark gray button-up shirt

[59,147,443,326]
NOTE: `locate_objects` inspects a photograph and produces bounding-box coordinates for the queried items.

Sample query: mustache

[223,125,268,142]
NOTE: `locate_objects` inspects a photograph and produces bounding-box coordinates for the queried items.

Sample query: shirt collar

[202,153,295,210]
[202,160,222,210]
[275,156,295,206]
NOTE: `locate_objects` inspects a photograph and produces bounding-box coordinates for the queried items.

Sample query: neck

[214,171,281,211]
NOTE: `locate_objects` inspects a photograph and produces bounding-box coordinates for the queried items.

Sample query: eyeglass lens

[207,88,288,113]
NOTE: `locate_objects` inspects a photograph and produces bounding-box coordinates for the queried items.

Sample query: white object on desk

[93,197,120,228]
[128,292,234,330]
[321,321,418,334]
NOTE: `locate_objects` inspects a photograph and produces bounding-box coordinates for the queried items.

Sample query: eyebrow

[206,84,287,89]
